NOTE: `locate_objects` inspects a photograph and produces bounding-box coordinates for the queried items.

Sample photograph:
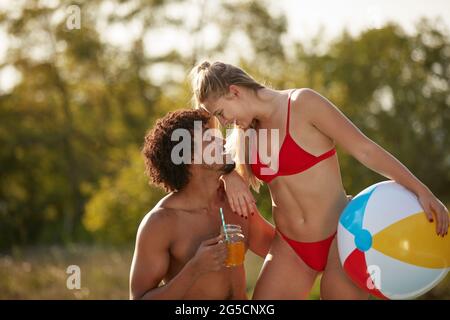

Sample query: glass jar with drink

[221,224,246,267]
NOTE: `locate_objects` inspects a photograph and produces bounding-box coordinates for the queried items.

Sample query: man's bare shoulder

[137,194,183,244]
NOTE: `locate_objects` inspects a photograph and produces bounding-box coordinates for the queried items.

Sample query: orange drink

[222,224,246,267]
[226,241,245,267]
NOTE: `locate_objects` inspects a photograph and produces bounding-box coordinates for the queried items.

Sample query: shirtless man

[130,109,275,300]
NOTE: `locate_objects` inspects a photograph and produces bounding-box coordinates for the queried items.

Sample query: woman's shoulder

[291,87,321,103]
[289,88,323,114]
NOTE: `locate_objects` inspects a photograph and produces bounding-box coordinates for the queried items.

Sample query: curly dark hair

[142,109,211,192]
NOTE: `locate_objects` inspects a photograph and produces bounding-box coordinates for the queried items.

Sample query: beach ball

[338,180,450,299]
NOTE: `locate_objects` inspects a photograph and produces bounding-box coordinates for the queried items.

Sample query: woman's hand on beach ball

[417,189,449,237]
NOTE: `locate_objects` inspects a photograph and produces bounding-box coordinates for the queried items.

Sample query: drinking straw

[219,207,229,242]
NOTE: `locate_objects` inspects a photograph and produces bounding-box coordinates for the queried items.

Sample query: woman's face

[203,87,253,129]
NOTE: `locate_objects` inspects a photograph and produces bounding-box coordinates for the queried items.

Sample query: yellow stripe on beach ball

[372,212,450,269]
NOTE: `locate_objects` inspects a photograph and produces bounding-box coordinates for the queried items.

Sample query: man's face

[194,124,235,173]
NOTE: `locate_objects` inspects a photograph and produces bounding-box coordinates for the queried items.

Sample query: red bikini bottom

[278,229,337,272]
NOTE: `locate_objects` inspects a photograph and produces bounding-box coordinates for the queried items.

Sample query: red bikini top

[250,90,336,183]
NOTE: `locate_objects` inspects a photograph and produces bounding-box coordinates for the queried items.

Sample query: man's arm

[129,209,200,300]
[247,208,275,258]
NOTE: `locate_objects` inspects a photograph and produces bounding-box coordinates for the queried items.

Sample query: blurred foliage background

[0,0,449,299]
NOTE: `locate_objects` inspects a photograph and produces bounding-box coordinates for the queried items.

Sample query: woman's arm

[221,130,259,218]
[248,208,276,258]
[220,170,257,218]
[298,88,449,236]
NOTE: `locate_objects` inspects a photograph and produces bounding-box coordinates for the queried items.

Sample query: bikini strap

[286,89,296,134]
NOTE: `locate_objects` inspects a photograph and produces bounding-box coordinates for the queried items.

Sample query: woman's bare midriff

[269,153,349,242]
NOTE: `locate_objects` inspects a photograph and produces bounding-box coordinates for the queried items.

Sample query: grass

[0,245,448,299]
[0,245,132,299]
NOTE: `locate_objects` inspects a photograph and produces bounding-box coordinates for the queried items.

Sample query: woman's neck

[252,88,286,128]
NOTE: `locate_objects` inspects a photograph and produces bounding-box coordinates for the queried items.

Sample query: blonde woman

[189,61,449,299]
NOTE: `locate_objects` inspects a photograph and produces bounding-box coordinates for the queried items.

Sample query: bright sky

[0,0,449,91]
[278,0,450,41]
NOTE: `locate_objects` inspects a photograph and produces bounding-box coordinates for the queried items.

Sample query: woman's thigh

[252,233,318,300]
[320,238,369,300]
